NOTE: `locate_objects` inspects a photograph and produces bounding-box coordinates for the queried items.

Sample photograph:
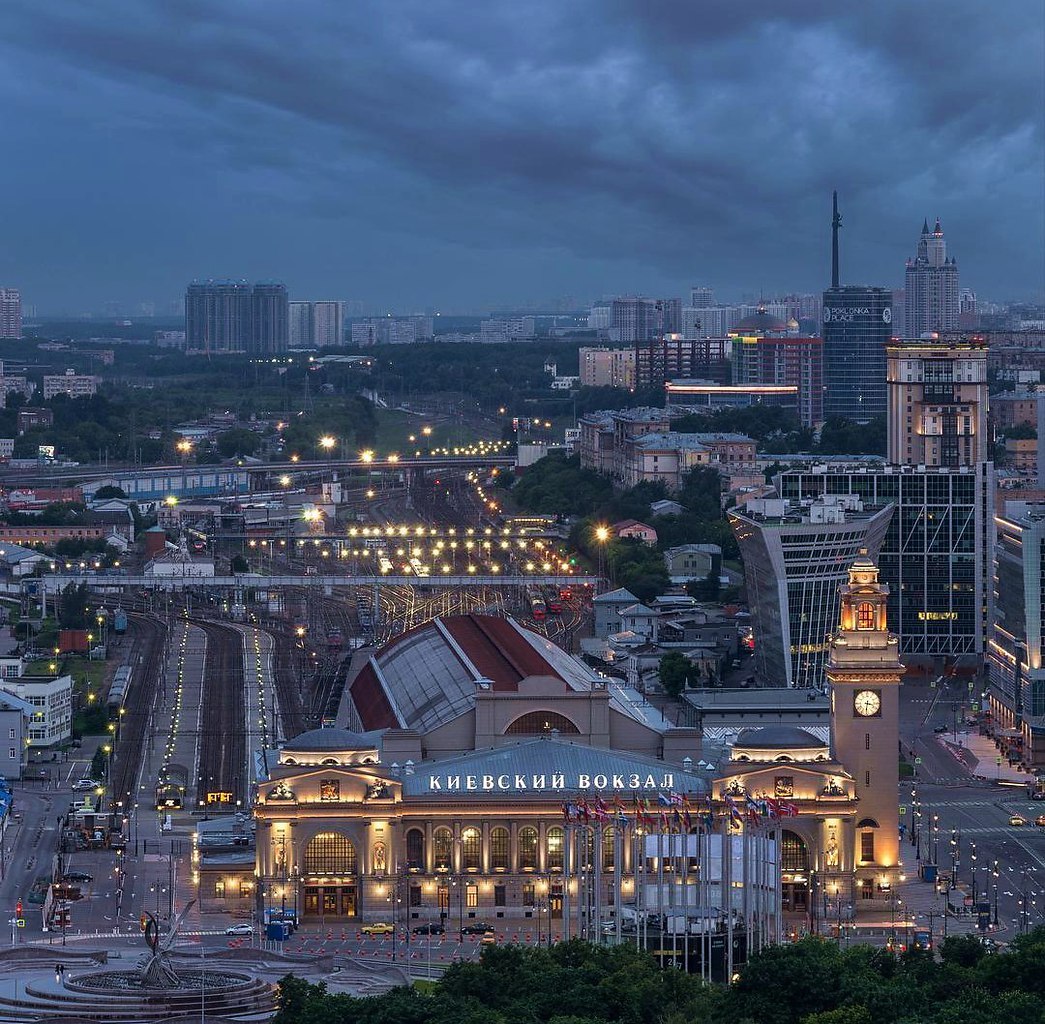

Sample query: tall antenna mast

[831,191,842,289]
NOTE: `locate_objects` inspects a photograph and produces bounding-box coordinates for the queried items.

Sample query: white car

[225,924,253,936]
[73,779,99,792]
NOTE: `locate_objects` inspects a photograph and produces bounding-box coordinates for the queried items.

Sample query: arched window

[519,827,538,870]
[461,827,481,871]
[433,827,453,871]
[856,602,875,629]
[857,818,879,863]
[602,827,616,872]
[547,827,564,871]
[780,830,809,873]
[490,827,509,871]
[405,828,425,871]
[504,711,581,735]
[303,832,357,875]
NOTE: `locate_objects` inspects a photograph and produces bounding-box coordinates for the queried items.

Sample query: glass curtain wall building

[776,462,993,661]
[821,286,893,421]
[728,498,893,689]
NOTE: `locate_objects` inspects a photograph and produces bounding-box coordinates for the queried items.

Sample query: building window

[214,880,226,898]
[490,827,509,870]
[494,884,506,907]
[303,831,357,875]
[780,830,809,873]
[437,885,449,912]
[522,881,535,905]
[466,883,478,909]
[865,733,871,750]
[519,827,538,871]
[860,831,875,863]
[6,749,12,760]
[461,827,481,871]
[547,827,564,871]
[433,827,453,871]
[409,885,422,907]
[602,827,616,872]
[406,828,425,871]
[856,602,875,629]
[504,711,580,735]
[865,771,871,788]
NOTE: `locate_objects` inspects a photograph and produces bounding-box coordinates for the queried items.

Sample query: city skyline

[0,1,1042,313]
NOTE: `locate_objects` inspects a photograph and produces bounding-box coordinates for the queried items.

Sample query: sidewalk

[941,728,1032,785]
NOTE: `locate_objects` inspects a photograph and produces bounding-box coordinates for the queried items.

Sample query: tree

[92,485,127,499]
[215,427,262,458]
[658,652,692,698]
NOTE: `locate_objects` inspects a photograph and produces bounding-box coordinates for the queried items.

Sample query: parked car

[225,923,253,936]
[73,779,99,792]
[1035,815,1045,827]
[412,923,445,935]
[1010,814,1028,827]
[933,725,947,733]
[62,871,92,883]
[460,922,493,935]
[361,922,395,935]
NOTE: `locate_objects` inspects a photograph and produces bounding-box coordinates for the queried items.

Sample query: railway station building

[251,574,903,933]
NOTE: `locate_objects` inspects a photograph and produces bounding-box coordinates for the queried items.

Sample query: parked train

[526,587,546,621]
[155,763,189,811]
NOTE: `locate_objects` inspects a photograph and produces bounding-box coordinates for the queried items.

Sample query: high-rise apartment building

[904,219,959,337]
[0,289,22,340]
[886,336,988,466]
[690,287,715,309]
[185,280,288,355]
[728,496,893,689]
[288,301,314,347]
[313,302,345,347]
[185,281,252,354]
[821,193,893,422]
[988,501,1045,767]
[777,461,993,661]
[251,283,289,356]
[578,347,636,389]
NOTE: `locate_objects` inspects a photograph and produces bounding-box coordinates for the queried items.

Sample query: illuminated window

[406,828,425,870]
[519,827,538,870]
[303,832,357,875]
[490,827,509,870]
[780,830,809,872]
[602,827,616,872]
[505,711,580,735]
[433,827,453,871]
[466,883,478,908]
[214,880,226,898]
[461,827,481,871]
[547,827,564,871]
[856,602,875,629]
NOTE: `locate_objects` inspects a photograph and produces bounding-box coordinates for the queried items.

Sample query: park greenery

[273,932,1045,1024]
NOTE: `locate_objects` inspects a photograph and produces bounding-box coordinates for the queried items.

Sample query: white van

[161,815,173,832]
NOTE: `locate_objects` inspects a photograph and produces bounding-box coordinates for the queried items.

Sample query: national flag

[657,792,673,807]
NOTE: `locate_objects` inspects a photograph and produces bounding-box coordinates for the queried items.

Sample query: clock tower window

[856,602,875,629]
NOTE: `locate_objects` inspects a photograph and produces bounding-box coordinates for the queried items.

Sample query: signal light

[15,900,21,917]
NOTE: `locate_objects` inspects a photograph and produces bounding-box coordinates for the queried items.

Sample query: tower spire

[831,190,841,289]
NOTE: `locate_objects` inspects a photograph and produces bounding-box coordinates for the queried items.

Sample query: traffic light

[15,900,21,918]
[140,913,147,932]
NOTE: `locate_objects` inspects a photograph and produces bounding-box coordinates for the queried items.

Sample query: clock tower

[826,550,904,898]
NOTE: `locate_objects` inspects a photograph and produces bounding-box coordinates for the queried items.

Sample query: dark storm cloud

[0,0,1041,310]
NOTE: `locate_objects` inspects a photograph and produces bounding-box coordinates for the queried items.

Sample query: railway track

[191,620,246,808]
[109,612,165,810]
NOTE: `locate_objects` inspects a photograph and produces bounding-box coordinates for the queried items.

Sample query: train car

[113,608,128,634]
[107,665,132,712]
[326,628,344,652]
[378,557,394,575]
[543,587,563,615]
[187,529,208,553]
[155,763,189,811]
[526,587,546,621]
[558,585,573,602]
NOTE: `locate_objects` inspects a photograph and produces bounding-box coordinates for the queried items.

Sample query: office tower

[313,301,345,347]
[826,552,903,891]
[185,280,252,354]
[251,283,289,356]
[0,289,21,339]
[905,219,959,337]
[959,289,979,330]
[886,335,988,466]
[728,496,893,689]
[729,308,823,426]
[822,194,893,421]
[777,461,994,661]
[289,301,314,347]
[988,502,1045,767]
[690,286,715,309]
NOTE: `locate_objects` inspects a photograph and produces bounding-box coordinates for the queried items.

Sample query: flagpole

[725,822,734,983]
[563,822,572,942]
[594,822,603,943]
[614,824,622,946]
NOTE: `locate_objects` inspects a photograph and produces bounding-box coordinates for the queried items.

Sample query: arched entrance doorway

[302,831,358,918]
[780,830,810,913]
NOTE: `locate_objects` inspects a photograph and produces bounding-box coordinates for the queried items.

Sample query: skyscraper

[904,219,959,337]
[821,193,893,422]
[185,281,288,355]
[289,301,314,347]
[313,301,345,347]
[185,280,252,354]
[886,335,989,466]
[251,283,289,356]
[0,289,21,339]
[728,496,893,689]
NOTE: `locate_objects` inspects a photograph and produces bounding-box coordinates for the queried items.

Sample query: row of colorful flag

[560,791,799,831]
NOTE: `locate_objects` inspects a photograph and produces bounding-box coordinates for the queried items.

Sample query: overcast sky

[2,0,1042,314]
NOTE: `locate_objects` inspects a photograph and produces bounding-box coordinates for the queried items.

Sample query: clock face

[854,690,881,717]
